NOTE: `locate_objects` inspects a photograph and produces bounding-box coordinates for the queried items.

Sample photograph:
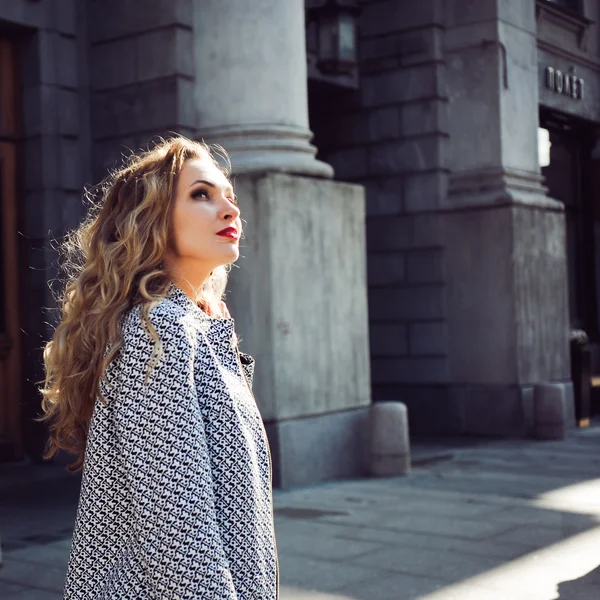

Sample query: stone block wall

[19,6,90,266]
[0,0,91,457]
[87,0,196,181]
[311,0,573,437]
[310,0,450,413]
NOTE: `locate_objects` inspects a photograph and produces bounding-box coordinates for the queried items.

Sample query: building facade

[312,0,600,439]
[0,0,596,486]
[0,0,371,489]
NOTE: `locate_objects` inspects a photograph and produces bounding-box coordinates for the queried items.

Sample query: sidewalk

[2,426,600,599]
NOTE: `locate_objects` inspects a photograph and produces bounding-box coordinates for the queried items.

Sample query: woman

[40,136,279,599]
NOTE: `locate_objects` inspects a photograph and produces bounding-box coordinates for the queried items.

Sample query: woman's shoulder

[121,296,194,343]
[101,297,204,395]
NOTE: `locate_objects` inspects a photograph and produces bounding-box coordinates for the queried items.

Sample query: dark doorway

[0,37,23,459]
[540,108,600,418]
[539,109,597,336]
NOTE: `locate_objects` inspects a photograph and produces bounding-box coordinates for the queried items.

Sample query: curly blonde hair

[40,136,232,470]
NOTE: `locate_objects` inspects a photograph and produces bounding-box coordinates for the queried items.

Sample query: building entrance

[540,109,597,334]
[540,108,600,417]
[0,39,22,459]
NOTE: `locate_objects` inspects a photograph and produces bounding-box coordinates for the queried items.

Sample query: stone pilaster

[441,0,572,435]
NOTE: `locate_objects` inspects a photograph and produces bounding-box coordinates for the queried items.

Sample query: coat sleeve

[110,307,238,600]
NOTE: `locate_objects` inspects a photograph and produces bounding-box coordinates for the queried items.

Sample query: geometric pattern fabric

[64,284,278,599]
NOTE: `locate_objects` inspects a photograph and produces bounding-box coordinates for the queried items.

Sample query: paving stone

[382,497,503,519]
[0,582,25,597]
[486,525,567,550]
[365,513,515,541]
[0,558,65,593]
[279,587,356,600]
[278,553,380,593]
[421,583,548,600]
[5,541,71,569]
[332,528,529,562]
[276,531,384,561]
[274,517,351,541]
[350,545,502,583]
[337,572,445,600]
[490,505,571,527]
[305,491,502,522]
[312,509,399,529]
[3,588,62,600]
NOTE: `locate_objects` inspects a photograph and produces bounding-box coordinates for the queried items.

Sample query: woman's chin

[218,246,240,265]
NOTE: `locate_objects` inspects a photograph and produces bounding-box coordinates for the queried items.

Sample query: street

[2,426,600,599]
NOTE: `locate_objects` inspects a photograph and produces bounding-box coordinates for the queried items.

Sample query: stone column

[442,0,572,436]
[191,0,370,488]
[192,0,333,178]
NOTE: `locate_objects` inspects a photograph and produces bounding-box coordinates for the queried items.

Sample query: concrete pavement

[2,425,600,599]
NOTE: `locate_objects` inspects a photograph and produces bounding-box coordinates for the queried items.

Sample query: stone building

[0,0,596,487]
[311,0,595,440]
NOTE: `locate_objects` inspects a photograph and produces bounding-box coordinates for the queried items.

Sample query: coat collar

[166,283,235,327]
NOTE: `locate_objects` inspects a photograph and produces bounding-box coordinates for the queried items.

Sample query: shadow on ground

[557,564,600,599]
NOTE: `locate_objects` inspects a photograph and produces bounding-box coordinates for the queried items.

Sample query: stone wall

[310,0,576,437]
[14,0,90,309]
[87,0,196,181]
[310,0,450,419]
[0,0,91,456]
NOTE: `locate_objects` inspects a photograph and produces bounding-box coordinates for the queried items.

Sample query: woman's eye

[191,188,210,200]
[228,196,238,206]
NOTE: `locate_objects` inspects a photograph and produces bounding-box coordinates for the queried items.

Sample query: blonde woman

[41,137,279,599]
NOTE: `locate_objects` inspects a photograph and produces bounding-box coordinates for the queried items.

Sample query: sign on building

[545,66,584,100]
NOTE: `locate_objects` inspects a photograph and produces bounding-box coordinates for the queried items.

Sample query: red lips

[217,227,239,240]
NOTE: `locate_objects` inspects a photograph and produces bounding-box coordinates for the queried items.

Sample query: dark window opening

[541,0,584,14]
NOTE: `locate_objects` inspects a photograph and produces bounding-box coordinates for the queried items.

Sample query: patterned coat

[64,285,279,599]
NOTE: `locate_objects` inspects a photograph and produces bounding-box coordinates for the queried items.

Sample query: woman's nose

[221,196,241,221]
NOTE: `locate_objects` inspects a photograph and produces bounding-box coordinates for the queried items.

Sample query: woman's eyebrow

[189,179,234,194]
[190,179,215,188]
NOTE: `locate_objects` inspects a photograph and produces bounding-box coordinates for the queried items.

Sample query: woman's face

[166,158,241,281]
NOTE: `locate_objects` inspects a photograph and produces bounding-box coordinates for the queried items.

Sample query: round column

[192,0,333,178]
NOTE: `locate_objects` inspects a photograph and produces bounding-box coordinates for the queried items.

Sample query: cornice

[537,38,600,72]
